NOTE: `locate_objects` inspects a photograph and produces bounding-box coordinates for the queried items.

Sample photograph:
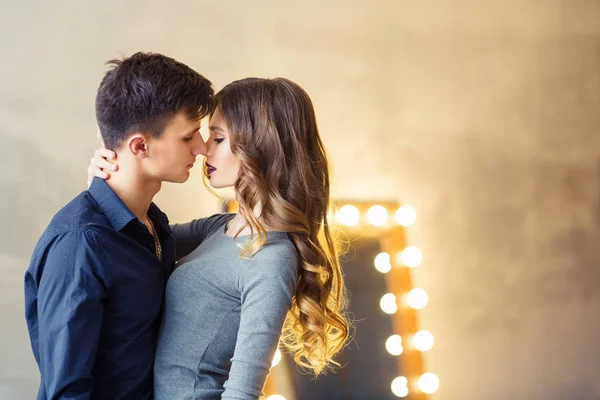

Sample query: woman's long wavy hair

[212,77,349,375]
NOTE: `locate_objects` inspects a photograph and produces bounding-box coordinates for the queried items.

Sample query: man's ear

[127,134,149,159]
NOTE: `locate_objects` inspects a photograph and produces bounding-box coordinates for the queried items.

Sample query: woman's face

[204,107,240,188]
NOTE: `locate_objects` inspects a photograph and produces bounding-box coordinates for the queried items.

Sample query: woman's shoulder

[260,233,297,257]
[199,213,236,236]
[240,236,299,294]
[247,235,299,275]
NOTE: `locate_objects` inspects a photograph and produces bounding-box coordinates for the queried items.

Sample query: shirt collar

[148,202,170,227]
[88,177,140,232]
[89,177,170,233]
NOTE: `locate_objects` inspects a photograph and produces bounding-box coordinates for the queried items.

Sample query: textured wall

[1,1,599,399]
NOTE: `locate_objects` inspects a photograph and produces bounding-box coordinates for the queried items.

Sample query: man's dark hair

[95,52,214,150]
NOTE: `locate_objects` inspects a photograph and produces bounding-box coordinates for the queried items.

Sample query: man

[24,52,213,399]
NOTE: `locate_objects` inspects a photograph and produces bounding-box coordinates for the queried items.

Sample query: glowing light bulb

[395,205,417,226]
[413,330,434,352]
[406,288,428,310]
[367,205,388,226]
[380,293,398,314]
[374,252,392,273]
[418,373,440,394]
[391,376,409,397]
[400,246,422,268]
[336,205,360,226]
[385,335,403,356]
[271,348,282,367]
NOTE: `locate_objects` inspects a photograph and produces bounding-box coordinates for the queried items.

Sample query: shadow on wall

[0,135,86,400]
[0,135,83,258]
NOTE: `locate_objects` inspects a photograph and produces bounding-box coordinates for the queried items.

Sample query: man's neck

[106,171,161,223]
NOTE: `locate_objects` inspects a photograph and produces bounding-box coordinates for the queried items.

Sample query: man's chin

[165,172,190,184]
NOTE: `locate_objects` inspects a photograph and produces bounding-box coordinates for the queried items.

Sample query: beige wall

[1,1,599,399]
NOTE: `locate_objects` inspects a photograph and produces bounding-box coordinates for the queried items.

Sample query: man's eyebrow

[183,127,200,136]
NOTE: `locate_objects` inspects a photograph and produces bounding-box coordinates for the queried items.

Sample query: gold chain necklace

[147,218,163,262]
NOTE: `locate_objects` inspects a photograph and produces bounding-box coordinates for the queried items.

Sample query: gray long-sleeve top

[154,213,299,399]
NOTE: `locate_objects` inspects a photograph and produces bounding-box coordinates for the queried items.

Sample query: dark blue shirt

[24,178,175,400]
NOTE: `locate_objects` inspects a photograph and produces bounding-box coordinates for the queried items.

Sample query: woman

[89,77,348,399]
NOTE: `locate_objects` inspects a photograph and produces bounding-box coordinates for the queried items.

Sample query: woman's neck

[226,200,275,236]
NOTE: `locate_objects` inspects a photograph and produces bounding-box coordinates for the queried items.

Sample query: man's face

[145,111,206,183]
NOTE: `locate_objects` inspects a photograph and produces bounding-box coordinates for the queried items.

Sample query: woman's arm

[170,220,206,260]
[222,242,299,399]
[172,213,235,260]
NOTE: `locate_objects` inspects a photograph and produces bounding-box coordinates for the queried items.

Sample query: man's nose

[192,136,207,156]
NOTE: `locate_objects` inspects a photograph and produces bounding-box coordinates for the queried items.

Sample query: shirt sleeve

[171,213,234,260]
[36,230,109,400]
[222,242,299,399]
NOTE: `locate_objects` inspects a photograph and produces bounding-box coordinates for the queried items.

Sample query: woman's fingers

[95,147,116,160]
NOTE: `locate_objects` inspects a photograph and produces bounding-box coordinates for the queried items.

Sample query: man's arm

[37,230,108,399]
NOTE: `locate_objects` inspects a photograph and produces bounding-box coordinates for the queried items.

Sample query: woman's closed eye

[214,138,224,144]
